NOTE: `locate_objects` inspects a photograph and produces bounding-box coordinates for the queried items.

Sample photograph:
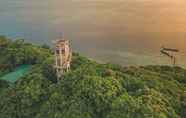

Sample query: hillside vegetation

[0,36,186,118]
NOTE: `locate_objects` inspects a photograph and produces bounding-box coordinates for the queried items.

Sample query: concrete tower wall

[54,39,72,79]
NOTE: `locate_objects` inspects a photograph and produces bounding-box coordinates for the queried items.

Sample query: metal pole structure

[160,46,179,66]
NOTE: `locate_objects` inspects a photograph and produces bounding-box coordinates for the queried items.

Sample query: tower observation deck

[54,39,72,79]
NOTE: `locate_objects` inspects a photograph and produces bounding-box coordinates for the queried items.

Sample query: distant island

[0,36,186,118]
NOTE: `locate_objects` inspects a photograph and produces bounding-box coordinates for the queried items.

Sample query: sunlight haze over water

[0,0,186,66]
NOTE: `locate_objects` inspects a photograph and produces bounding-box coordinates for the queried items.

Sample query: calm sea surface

[0,0,186,66]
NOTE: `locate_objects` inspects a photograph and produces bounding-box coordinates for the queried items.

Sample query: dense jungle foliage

[0,36,186,118]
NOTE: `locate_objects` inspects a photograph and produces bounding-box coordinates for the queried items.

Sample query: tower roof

[56,39,69,43]
[55,39,70,48]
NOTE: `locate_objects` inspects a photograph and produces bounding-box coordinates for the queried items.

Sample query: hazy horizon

[0,0,186,66]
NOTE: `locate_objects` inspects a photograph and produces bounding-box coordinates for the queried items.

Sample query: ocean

[0,0,186,66]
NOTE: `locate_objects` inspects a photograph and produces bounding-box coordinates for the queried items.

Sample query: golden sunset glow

[1,1,186,117]
[0,0,186,66]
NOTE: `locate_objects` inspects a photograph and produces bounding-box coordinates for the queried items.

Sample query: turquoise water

[0,65,31,83]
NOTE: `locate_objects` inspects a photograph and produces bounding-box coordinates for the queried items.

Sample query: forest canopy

[0,36,186,118]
